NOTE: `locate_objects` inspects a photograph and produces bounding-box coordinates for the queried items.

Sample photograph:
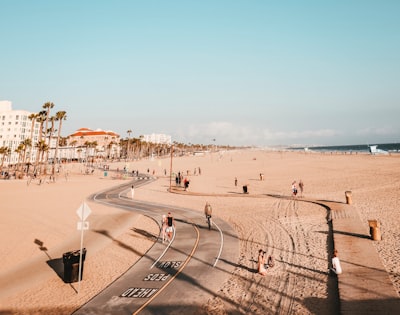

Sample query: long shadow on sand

[317,229,371,240]
[46,258,64,281]
[34,238,66,283]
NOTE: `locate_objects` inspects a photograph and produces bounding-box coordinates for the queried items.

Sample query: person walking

[183,178,189,191]
[166,212,175,242]
[204,202,213,229]
[291,181,298,197]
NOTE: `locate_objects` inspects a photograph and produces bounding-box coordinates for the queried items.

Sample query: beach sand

[0,150,399,314]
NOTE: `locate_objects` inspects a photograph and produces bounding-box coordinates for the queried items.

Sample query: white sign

[76,202,92,221]
[77,221,89,230]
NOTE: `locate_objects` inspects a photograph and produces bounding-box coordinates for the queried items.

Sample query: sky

[1,0,399,147]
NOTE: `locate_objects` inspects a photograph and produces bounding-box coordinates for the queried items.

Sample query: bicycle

[204,202,213,230]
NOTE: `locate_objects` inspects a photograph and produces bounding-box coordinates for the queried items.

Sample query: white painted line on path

[94,183,225,269]
[150,227,176,269]
[212,221,224,268]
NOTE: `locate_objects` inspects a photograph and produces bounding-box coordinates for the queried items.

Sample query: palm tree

[120,139,127,159]
[28,113,38,164]
[21,138,32,173]
[77,148,82,162]
[15,143,25,172]
[0,146,11,172]
[34,111,47,173]
[106,141,116,159]
[84,141,97,166]
[52,111,67,175]
[44,115,56,168]
[36,140,49,173]
[126,130,132,160]
[42,102,54,146]
[69,140,77,161]
[41,102,54,174]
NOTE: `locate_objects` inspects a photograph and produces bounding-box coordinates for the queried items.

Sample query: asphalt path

[72,176,239,315]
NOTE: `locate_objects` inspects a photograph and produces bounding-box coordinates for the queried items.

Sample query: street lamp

[169,144,174,192]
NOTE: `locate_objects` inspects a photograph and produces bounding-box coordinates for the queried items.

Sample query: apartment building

[0,101,40,165]
[0,101,123,166]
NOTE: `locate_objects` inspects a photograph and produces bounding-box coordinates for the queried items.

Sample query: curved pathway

[72,176,239,315]
[73,176,400,315]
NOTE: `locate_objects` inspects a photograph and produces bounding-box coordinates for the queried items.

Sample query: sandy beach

[0,149,399,314]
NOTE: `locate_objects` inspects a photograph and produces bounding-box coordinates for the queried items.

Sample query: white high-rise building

[0,101,40,166]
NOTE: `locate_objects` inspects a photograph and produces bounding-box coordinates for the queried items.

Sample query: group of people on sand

[257,248,342,276]
[161,212,175,243]
[234,175,305,198]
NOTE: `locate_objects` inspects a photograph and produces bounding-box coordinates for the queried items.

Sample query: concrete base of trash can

[65,263,84,283]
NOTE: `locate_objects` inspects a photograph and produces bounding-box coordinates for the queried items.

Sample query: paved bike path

[72,180,239,315]
[329,201,400,314]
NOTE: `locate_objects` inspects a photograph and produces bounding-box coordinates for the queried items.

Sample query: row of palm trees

[0,102,67,177]
[121,133,232,161]
[0,103,238,178]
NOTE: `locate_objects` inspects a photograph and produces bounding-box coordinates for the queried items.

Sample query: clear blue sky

[1,0,399,146]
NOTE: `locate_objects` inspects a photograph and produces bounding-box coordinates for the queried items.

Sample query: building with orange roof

[66,127,120,161]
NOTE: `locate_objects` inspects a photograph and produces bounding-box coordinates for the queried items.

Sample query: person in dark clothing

[166,212,175,241]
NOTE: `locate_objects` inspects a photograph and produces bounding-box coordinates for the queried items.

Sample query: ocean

[290,142,400,153]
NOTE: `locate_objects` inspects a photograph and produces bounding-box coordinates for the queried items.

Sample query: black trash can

[63,248,87,283]
[243,185,248,193]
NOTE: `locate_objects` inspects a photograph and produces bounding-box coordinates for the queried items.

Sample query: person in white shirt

[331,249,342,275]
[161,214,167,243]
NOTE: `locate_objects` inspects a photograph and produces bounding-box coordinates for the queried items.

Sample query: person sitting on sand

[258,249,268,276]
[330,249,342,275]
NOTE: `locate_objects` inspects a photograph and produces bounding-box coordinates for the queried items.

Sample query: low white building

[141,133,172,145]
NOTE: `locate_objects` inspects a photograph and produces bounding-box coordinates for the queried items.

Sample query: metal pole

[78,202,85,293]
[169,145,173,192]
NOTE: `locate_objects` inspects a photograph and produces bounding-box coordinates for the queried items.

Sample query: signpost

[76,202,91,293]
[169,145,173,192]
